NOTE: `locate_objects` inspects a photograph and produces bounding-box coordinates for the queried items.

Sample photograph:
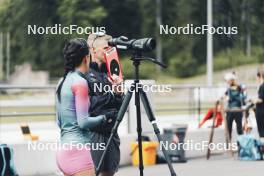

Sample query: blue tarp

[237,134,264,161]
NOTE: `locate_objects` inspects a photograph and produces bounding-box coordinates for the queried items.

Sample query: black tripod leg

[96,89,134,176]
[135,85,144,176]
[139,88,177,176]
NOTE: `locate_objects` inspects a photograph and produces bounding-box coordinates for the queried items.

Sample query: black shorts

[89,132,120,173]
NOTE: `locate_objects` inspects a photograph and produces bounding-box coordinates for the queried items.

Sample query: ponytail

[57,38,89,102]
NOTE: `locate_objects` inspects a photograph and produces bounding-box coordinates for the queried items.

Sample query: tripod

[96,52,177,176]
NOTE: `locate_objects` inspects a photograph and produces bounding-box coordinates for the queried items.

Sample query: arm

[238,85,247,105]
[72,79,106,130]
[256,99,263,104]
[112,92,124,107]
[223,90,229,101]
[89,92,123,113]
[89,92,114,113]
[256,85,264,104]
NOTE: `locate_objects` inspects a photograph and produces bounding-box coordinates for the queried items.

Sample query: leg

[259,115,264,137]
[95,89,133,175]
[256,109,264,137]
[139,88,177,176]
[91,134,120,176]
[100,171,115,176]
[234,112,243,135]
[56,145,95,176]
[226,112,234,140]
[221,104,233,156]
[73,169,95,176]
[93,134,120,176]
[255,110,262,136]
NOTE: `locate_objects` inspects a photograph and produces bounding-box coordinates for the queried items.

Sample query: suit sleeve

[89,92,124,114]
[89,92,114,113]
[71,79,106,130]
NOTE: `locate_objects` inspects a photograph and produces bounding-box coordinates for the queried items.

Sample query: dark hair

[257,70,264,79]
[57,38,89,102]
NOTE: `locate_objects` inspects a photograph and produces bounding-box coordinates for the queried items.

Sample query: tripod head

[131,51,167,68]
[129,50,167,82]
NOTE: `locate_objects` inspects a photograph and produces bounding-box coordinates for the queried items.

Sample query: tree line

[0,0,263,79]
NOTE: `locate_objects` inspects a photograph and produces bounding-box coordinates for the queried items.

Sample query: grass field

[156,63,264,84]
[1,106,55,123]
[0,116,55,124]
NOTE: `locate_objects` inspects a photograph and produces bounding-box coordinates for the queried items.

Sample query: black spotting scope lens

[108,36,156,51]
[132,38,156,51]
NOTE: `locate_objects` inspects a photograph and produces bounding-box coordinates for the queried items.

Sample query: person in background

[255,70,264,139]
[224,72,247,139]
[199,100,223,128]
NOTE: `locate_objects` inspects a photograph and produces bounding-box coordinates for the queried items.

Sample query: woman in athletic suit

[55,38,109,176]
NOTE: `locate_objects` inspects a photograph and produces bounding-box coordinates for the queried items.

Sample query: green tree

[0,0,106,76]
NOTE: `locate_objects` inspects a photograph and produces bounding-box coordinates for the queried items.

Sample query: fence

[0,84,259,123]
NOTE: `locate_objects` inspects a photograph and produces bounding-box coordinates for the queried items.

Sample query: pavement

[116,154,264,176]
[1,115,262,176]
[44,154,264,176]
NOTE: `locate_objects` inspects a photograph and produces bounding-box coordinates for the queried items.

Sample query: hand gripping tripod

[96,51,177,176]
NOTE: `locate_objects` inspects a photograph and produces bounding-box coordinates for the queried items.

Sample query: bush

[213,46,264,71]
[168,52,198,78]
